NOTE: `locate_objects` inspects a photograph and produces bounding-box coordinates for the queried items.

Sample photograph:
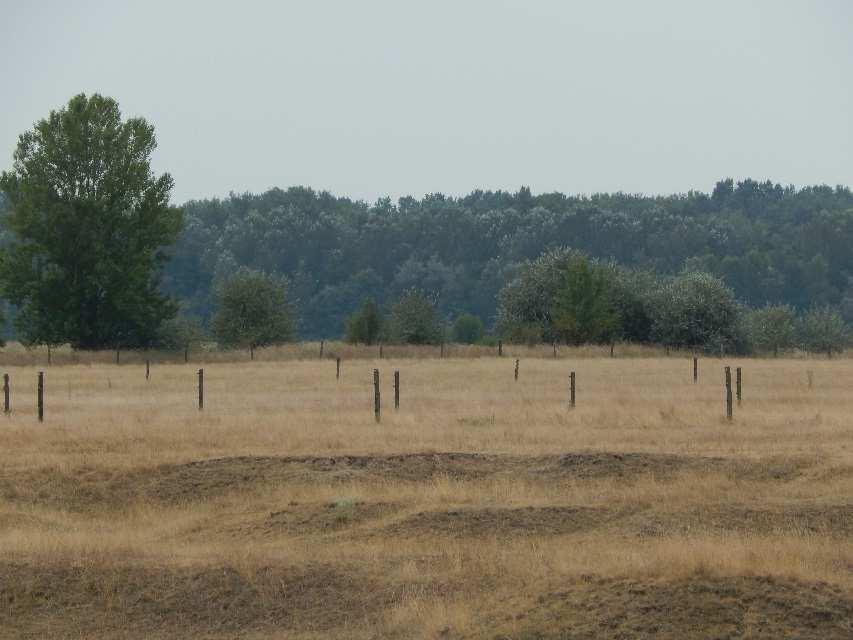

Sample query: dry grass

[0,350,851,638]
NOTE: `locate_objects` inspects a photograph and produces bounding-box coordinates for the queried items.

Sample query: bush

[452,313,484,344]
[799,306,847,358]
[742,304,796,356]
[344,298,383,344]
[386,290,444,345]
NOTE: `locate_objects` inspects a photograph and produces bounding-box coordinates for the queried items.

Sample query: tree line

[0,94,850,356]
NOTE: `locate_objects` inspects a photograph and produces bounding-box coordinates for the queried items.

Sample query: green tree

[344,298,383,344]
[0,93,183,349]
[743,304,796,356]
[386,290,443,345]
[158,314,206,362]
[452,313,484,344]
[212,268,295,359]
[799,306,847,358]
[649,272,741,353]
[552,256,619,345]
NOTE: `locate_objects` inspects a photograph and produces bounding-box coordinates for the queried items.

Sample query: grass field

[0,347,851,638]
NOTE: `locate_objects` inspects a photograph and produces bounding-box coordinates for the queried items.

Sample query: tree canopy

[0,93,183,349]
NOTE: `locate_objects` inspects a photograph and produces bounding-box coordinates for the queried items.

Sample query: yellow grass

[0,349,851,637]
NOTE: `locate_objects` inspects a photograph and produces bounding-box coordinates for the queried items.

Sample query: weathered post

[37,371,44,422]
[320,340,324,359]
[336,357,341,380]
[373,369,380,422]
[394,370,400,410]
[514,359,519,381]
[724,366,733,421]
[736,367,742,406]
[3,373,9,415]
[693,356,698,384]
[569,371,576,408]
[198,368,204,411]
[146,359,150,381]
[498,340,503,357]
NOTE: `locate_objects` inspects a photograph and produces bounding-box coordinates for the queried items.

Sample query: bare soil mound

[0,561,393,639]
[0,452,813,512]
[383,505,623,538]
[488,575,853,639]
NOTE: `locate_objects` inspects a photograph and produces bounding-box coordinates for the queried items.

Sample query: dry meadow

[0,344,851,638]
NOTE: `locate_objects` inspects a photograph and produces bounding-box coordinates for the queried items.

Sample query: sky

[1,0,851,204]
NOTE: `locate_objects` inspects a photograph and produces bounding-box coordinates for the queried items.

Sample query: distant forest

[151,180,853,339]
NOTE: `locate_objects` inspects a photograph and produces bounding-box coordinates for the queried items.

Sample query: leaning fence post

[569,371,576,408]
[394,370,400,410]
[198,368,204,411]
[373,369,380,422]
[3,373,9,415]
[336,357,341,381]
[724,366,733,421]
[736,367,742,406]
[693,356,698,384]
[514,359,519,381]
[37,371,44,422]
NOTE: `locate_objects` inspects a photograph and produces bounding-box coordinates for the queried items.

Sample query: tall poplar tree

[0,93,183,349]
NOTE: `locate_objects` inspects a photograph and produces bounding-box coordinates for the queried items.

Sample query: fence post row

[724,366,733,421]
[394,370,400,410]
[37,371,44,422]
[198,368,204,411]
[373,369,380,422]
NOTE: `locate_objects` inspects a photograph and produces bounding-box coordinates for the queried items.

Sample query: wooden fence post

[47,345,52,366]
[198,368,204,411]
[440,343,444,359]
[379,344,383,360]
[736,367,742,406]
[569,371,576,408]
[3,373,9,415]
[498,340,503,357]
[693,356,698,384]
[146,359,150,381]
[320,340,324,359]
[373,369,380,422]
[116,348,120,366]
[553,342,557,359]
[514,359,519,381]
[336,357,341,380]
[724,366,732,421]
[394,370,400,410]
[37,371,44,422]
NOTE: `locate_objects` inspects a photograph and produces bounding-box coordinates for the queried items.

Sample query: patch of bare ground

[0,452,814,511]
[486,575,853,640]
[382,506,625,538]
[0,561,395,639]
[631,503,853,538]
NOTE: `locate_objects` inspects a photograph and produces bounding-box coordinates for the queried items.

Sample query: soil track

[487,575,853,639]
[0,451,813,511]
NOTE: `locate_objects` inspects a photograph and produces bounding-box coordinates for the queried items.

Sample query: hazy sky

[2,1,851,204]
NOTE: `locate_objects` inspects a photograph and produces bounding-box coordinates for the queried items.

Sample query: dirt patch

[0,452,813,512]
[631,503,853,538]
[0,561,393,639]
[383,506,623,538]
[487,575,853,639]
